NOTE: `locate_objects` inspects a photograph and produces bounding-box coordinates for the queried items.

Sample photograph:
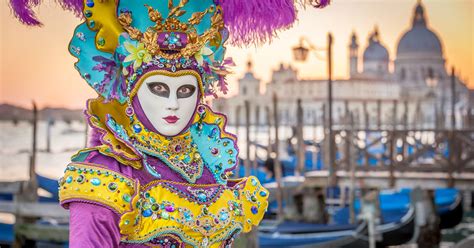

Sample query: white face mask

[136,74,199,136]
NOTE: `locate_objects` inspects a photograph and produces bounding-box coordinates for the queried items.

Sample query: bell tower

[349,31,359,79]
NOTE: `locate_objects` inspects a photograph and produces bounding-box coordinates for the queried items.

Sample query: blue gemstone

[220,213,229,221]
[86,0,94,8]
[259,191,267,197]
[251,206,258,215]
[169,36,179,44]
[142,209,153,217]
[66,176,73,184]
[198,193,207,202]
[184,212,192,221]
[90,178,101,186]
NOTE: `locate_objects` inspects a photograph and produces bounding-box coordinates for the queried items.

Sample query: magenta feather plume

[222,0,297,46]
[315,0,331,8]
[9,0,83,26]
[221,0,330,46]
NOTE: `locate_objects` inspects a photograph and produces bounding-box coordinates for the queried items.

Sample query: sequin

[66,176,73,184]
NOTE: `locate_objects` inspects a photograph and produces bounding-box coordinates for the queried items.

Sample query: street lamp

[292,39,309,62]
[292,33,335,187]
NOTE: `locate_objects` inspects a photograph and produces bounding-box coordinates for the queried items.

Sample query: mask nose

[166,94,179,111]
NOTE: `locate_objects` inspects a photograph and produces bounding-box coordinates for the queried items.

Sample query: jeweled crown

[118,0,224,60]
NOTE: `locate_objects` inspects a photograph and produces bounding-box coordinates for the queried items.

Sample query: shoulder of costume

[59,161,139,215]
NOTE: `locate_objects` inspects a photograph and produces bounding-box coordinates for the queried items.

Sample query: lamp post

[292,33,336,187]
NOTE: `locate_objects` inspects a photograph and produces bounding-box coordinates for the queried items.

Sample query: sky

[1,0,473,109]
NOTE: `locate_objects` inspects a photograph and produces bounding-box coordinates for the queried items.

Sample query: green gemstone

[76,175,85,183]
[84,10,92,18]
[251,195,257,202]
[122,194,131,203]
[161,212,170,219]
[151,204,159,211]
[108,182,118,192]
[97,37,105,46]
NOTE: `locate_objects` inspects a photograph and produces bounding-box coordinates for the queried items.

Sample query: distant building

[214,0,472,129]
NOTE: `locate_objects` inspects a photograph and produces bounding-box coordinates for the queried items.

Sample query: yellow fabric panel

[59,162,138,214]
[119,176,268,246]
[59,163,269,247]
[83,0,123,53]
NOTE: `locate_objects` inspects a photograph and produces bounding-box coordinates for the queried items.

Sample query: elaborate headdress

[10,0,331,98]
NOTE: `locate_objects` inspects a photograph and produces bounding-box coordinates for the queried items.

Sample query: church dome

[396,1,443,57]
[363,28,389,62]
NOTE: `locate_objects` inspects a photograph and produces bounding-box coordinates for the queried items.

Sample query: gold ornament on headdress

[117,0,224,60]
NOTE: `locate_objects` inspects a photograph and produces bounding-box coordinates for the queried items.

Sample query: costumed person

[9,0,329,247]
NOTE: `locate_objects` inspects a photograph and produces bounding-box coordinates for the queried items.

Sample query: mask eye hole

[147,82,170,98]
[177,84,196,99]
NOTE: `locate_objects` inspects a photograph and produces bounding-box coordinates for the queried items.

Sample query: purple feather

[312,0,331,8]
[221,0,330,46]
[9,0,83,26]
[92,56,127,101]
[222,0,297,46]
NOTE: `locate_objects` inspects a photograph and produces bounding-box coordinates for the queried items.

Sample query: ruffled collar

[78,97,239,184]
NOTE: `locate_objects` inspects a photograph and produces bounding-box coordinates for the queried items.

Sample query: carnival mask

[135,72,199,137]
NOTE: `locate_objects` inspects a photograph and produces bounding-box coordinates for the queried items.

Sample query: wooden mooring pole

[326,33,336,187]
[253,105,260,171]
[244,100,251,177]
[272,93,284,221]
[296,99,305,176]
[14,101,40,247]
[265,106,273,158]
[347,112,357,224]
[235,105,241,176]
[448,67,457,187]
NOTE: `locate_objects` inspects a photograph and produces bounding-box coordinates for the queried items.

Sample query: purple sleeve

[69,202,121,248]
[67,151,134,247]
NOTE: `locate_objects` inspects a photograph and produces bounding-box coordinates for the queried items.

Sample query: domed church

[216,0,472,129]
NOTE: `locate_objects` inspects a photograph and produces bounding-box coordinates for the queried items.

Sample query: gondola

[259,220,368,248]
